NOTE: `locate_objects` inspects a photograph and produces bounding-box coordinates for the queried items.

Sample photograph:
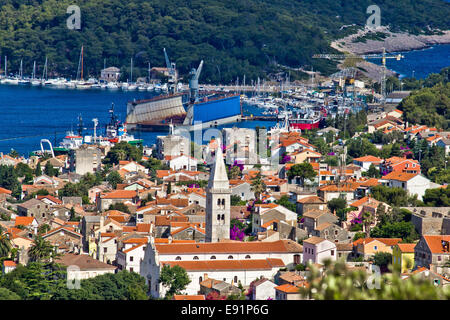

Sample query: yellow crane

[313,47,404,104]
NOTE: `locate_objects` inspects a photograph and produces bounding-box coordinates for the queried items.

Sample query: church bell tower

[205,141,231,242]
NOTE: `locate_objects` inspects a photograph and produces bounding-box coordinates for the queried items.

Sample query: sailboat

[2,56,19,85]
[74,46,91,89]
[30,61,41,86]
[18,60,30,85]
[123,58,137,91]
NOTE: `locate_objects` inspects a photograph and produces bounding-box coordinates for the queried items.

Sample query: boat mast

[32,61,36,79]
[4,56,7,78]
[43,57,48,81]
[19,59,23,79]
[130,58,133,84]
[81,45,84,81]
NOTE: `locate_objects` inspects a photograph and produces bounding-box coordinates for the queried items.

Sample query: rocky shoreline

[328,27,450,81]
[331,27,450,55]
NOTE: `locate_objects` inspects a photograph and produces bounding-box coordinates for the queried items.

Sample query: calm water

[372,44,450,79]
[0,84,274,155]
[0,44,448,155]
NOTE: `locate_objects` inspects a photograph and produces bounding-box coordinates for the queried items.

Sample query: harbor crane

[163,48,177,94]
[313,48,404,104]
[189,60,204,104]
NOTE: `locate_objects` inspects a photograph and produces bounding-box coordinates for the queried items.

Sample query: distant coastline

[331,27,450,55]
[330,27,450,81]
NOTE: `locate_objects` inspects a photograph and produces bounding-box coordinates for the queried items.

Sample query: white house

[302,236,337,265]
[56,253,117,280]
[166,155,198,171]
[352,155,383,172]
[117,242,148,274]
[380,172,441,201]
[2,261,17,274]
[251,278,277,300]
[140,239,303,298]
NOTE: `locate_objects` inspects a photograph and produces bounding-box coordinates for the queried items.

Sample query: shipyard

[0,0,450,308]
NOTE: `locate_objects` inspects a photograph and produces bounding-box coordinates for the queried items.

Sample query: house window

[130,256,133,262]
[104,248,107,253]
[335,230,338,235]
[234,276,238,283]
[374,246,378,251]
[210,256,216,260]
[175,256,181,260]
[438,255,442,261]
[217,214,221,221]
[228,255,234,259]
[199,276,203,283]
[193,256,199,260]
[331,250,334,256]
[221,214,225,220]
[130,267,134,272]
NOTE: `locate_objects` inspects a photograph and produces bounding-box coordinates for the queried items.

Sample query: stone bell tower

[205,141,231,243]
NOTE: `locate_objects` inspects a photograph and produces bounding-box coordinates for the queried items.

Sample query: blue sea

[0,43,448,156]
[0,85,274,155]
[371,44,450,79]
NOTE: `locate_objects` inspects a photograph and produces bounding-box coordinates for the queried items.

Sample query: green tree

[0,287,21,300]
[287,163,317,187]
[250,171,266,200]
[364,164,381,178]
[327,198,347,215]
[300,260,450,300]
[372,252,393,273]
[34,163,42,176]
[106,171,123,189]
[44,161,57,177]
[159,265,191,299]
[28,236,55,263]
[103,142,142,165]
[276,195,296,212]
[0,226,12,258]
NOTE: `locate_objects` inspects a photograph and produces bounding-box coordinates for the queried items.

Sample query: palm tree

[250,171,266,201]
[28,236,54,263]
[362,210,375,236]
[0,227,11,258]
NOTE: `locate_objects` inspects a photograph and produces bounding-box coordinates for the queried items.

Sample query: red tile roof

[423,235,450,254]
[161,258,285,271]
[14,216,36,227]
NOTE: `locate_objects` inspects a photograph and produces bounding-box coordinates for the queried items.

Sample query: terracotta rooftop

[275,283,302,293]
[423,235,450,254]
[396,243,416,253]
[155,239,303,254]
[161,258,285,271]
[383,171,419,182]
[55,253,117,270]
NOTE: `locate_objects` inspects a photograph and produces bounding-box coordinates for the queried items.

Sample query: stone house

[42,226,83,254]
[312,222,350,243]
[17,199,51,219]
[229,180,254,201]
[199,277,241,298]
[302,210,338,235]
[296,196,326,216]
[414,235,450,269]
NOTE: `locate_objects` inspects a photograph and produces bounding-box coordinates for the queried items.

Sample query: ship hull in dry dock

[126,93,242,132]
